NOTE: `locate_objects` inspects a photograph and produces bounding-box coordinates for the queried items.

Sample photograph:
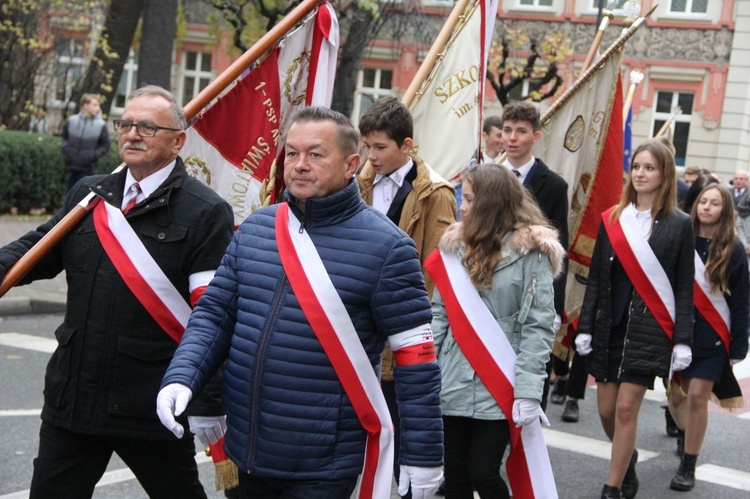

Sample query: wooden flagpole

[540,4,656,128]
[0,0,325,298]
[623,70,644,126]
[400,0,473,109]
[579,10,615,74]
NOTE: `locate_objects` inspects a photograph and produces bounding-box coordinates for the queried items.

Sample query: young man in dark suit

[500,102,572,415]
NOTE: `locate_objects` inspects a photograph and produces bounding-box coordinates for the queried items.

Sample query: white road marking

[696,463,750,491]
[0,453,212,499]
[542,428,659,461]
[0,333,56,353]
[0,409,41,417]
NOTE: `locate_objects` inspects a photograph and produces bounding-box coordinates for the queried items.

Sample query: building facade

[38,0,747,178]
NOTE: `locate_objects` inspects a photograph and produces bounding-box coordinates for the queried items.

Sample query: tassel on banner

[207,438,239,491]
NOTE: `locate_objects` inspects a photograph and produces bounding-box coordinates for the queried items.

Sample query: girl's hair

[461,164,551,288]
[611,139,677,223]
[691,184,737,294]
[679,174,718,214]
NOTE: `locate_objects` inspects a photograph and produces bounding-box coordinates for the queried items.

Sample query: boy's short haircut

[358,96,413,147]
[482,115,503,134]
[500,101,541,132]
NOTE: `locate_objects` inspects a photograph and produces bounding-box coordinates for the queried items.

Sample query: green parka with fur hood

[431,221,565,420]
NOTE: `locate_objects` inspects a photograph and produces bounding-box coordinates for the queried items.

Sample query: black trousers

[443,416,510,499]
[565,351,589,399]
[30,421,206,499]
[237,474,358,499]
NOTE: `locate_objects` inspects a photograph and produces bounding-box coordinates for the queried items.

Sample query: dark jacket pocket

[108,335,176,419]
[43,323,77,407]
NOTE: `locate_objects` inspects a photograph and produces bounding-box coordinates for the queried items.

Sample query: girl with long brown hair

[428,164,564,498]
[667,184,748,491]
[576,140,695,499]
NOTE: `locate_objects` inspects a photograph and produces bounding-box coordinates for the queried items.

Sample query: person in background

[683,166,702,187]
[576,140,695,499]
[429,164,562,498]
[480,115,504,164]
[730,170,749,208]
[667,183,748,492]
[28,108,49,135]
[499,101,570,413]
[0,85,233,498]
[62,93,110,193]
[157,106,444,499]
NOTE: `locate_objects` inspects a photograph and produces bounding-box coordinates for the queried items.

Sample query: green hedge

[0,131,121,214]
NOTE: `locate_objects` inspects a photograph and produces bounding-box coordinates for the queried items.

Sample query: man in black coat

[0,86,234,498]
[500,102,570,412]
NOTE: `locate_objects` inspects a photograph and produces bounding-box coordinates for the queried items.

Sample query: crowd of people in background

[2,86,748,499]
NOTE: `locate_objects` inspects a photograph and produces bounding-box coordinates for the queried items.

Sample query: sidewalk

[0,217,67,316]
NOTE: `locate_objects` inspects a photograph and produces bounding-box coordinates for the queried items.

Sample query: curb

[0,297,66,317]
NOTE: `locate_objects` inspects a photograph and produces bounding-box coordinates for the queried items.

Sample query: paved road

[2,312,750,498]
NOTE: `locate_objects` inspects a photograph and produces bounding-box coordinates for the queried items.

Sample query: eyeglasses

[113,119,181,137]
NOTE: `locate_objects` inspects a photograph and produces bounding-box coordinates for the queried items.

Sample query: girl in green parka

[431,164,564,499]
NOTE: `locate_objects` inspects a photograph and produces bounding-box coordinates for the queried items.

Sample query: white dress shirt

[372,159,413,215]
[502,156,536,184]
[122,160,176,209]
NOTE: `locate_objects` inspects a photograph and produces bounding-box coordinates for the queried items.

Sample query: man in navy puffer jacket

[157,107,443,498]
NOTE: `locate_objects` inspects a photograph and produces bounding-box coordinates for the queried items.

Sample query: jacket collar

[284,178,365,228]
[90,156,188,214]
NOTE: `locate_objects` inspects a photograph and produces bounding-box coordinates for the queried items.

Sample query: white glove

[188,415,227,446]
[575,333,593,356]
[671,344,693,372]
[512,398,550,428]
[156,383,193,439]
[730,358,743,366]
[398,465,443,499]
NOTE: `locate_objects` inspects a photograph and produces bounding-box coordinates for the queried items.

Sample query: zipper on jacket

[618,305,633,378]
[246,273,287,471]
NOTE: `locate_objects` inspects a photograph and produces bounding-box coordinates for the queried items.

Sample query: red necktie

[122,182,141,214]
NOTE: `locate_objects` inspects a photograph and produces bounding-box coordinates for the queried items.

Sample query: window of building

[651,90,694,167]
[112,50,139,112]
[54,37,85,106]
[180,51,213,107]
[669,0,708,14]
[519,0,553,6]
[351,68,395,126]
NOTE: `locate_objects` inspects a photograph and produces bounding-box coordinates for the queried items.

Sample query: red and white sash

[602,205,676,340]
[425,249,557,499]
[693,251,731,355]
[274,203,393,499]
[92,199,193,342]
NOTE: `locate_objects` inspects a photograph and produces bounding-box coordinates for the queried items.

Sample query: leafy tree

[0,0,102,130]
[74,0,145,118]
[486,27,573,106]
[199,0,433,117]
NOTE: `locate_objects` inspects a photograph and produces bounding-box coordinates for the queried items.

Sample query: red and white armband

[388,325,437,366]
[188,270,216,307]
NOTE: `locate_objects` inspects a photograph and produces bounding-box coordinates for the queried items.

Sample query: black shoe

[665,407,680,437]
[601,484,622,499]
[551,379,567,405]
[670,453,698,491]
[561,399,579,422]
[676,432,685,458]
[621,449,639,499]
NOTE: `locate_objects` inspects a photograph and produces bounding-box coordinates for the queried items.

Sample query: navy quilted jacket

[162,180,443,479]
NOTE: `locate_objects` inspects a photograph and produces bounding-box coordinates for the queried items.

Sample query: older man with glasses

[0,85,234,498]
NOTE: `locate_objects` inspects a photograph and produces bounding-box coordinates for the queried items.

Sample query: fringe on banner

[207,438,239,491]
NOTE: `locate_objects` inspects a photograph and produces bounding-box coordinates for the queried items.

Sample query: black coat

[525,158,569,317]
[0,159,234,439]
[579,209,695,380]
